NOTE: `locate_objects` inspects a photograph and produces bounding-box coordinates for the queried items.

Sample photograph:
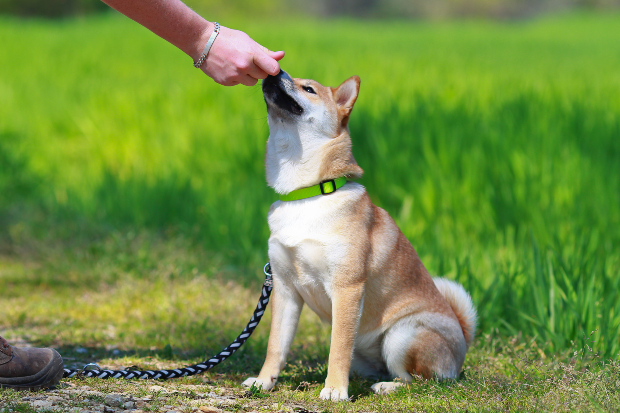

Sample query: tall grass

[0,13,619,358]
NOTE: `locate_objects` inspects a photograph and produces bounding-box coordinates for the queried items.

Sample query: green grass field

[1,11,619,411]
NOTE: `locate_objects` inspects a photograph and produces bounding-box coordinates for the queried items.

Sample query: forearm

[101,0,211,61]
[101,0,284,86]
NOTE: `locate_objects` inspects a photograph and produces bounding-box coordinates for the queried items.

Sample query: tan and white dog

[242,71,477,401]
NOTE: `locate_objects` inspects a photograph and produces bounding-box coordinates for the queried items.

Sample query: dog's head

[262,71,364,195]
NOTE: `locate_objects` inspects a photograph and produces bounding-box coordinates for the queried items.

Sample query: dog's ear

[332,76,360,129]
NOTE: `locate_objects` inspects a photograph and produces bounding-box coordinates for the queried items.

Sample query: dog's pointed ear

[332,76,360,128]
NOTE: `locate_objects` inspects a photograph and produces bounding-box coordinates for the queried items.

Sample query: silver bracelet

[193,22,220,69]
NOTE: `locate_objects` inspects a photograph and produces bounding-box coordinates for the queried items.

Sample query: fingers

[212,66,262,86]
[220,77,256,87]
[246,62,271,81]
[253,47,282,77]
[239,74,259,87]
[245,47,283,82]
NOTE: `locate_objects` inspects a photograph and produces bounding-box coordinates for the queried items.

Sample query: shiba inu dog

[242,70,477,401]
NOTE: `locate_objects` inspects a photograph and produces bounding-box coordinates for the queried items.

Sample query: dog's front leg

[243,275,303,391]
[320,282,364,401]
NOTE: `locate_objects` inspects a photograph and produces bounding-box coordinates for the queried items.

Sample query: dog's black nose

[263,70,293,92]
[278,70,293,82]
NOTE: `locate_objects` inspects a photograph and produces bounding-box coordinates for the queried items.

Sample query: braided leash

[63,264,273,380]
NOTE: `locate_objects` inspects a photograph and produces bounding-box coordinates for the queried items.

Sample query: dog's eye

[302,86,316,94]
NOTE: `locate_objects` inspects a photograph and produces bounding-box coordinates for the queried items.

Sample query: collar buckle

[319,179,337,195]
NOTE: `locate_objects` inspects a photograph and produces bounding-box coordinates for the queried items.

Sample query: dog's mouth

[262,71,303,116]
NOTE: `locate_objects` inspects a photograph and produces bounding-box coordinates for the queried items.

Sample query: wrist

[189,20,215,62]
[193,22,221,69]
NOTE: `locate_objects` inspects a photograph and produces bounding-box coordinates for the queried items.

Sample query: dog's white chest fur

[267,183,366,322]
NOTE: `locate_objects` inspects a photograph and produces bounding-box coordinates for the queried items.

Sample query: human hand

[201,25,285,86]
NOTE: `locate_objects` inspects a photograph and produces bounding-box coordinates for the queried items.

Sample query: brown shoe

[0,336,64,390]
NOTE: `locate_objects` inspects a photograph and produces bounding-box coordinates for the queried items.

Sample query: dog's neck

[265,121,329,195]
[265,121,363,195]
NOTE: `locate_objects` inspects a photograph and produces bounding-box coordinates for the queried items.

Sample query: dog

[242,70,477,401]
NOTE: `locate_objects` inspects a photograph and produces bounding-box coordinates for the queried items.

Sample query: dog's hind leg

[371,313,466,394]
[350,331,389,378]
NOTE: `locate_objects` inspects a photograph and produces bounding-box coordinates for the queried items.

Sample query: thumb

[267,50,285,61]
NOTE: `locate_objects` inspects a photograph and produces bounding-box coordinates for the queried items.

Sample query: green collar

[279,177,348,201]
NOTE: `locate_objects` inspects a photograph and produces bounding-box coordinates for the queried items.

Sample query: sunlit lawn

[1,231,619,412]
[1,10,620,411]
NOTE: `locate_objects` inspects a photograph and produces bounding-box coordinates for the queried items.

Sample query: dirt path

[1,382,312,413]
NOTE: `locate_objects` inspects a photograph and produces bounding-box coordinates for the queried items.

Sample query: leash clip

[82,363,102,373]
[76,362,102,378]
[263,263,273,287]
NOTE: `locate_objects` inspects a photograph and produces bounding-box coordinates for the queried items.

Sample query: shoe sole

[0,349,64,391]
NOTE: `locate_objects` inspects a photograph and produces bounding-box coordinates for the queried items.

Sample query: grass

[0,10,619,411]
[1,233,619,412]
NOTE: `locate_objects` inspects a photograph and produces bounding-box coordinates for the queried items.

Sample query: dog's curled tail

[433,278,477,348]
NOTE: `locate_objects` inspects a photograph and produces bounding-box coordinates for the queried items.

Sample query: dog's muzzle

[262,70,303,116]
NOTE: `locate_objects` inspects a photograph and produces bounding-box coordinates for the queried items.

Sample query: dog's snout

[262,69,303,116]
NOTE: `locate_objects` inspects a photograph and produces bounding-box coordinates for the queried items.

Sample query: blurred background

[0,0,619,362]
[0,0,619,18]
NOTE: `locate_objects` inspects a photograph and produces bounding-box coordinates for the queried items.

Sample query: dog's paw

[319,386,349,401]
[242,377,276,391]
[370,381,404,395]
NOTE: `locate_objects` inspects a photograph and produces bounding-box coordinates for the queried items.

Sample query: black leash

[63,263,273,380]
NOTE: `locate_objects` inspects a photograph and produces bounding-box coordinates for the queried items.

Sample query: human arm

[100,0,284,86]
